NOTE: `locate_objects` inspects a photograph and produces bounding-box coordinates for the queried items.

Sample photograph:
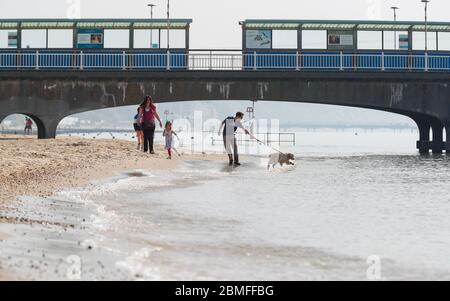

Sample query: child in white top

[163,121,178,159]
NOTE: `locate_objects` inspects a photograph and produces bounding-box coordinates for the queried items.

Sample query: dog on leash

[267,153,295,170]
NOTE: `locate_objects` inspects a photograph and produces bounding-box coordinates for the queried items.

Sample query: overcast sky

[0,0,449,48]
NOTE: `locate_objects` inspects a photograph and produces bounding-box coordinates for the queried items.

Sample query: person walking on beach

[139,96,162,154]
[133,108,144,150]
[218,112,250,167]
[24,117,33,135]
[163,121,179,160]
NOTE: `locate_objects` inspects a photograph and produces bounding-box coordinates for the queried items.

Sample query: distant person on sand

[163,121,179,160]
[133,108,143,150]
[24,117,33,135]
[139,96,162,154]
[218,112,250,167]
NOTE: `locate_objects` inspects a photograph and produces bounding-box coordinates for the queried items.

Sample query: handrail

[211,132,296,146]
[1,50,449,72]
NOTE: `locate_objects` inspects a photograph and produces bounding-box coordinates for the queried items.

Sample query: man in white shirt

[218,112,250,167]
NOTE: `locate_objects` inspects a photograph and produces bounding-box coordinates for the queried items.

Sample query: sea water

[2,128,450,280]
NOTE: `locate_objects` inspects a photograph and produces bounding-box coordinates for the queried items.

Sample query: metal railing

[1,50,450,72]
[211,132,296,146]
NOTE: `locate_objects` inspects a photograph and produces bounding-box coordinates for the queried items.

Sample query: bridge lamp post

[147,4,156,48]
[252,100,257,120]
[167,0,170,49]
[391,6,399,49]
[422,0,430,52]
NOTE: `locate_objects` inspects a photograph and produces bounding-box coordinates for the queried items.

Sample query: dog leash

[249,134,284,155]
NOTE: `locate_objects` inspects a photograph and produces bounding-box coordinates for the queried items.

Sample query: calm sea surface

[3,129,450,280]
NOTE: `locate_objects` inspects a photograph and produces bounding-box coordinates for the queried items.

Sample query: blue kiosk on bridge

[0,18,191,70]
[240,19,450,71]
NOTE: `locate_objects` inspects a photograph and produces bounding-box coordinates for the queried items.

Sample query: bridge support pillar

[445,123,450,154]
[431,120,445,154]
[0,115,6,136]
[35,116,62,139]
[416,118,431,155]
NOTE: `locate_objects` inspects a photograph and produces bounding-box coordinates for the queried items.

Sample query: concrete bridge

[0,70,449,154]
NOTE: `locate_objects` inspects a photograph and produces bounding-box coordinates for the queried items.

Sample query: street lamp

[167,0,170,49]
[147,3,156,18]
[391,6,399,49]
[422,0,430,52]
[147,4,156,48]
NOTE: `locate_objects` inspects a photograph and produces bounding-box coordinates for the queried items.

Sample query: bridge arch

[56,100,422,148]
[58,98,418,125]
[16,93,446,156]
[29,95,448,155]
[0,113,62,139]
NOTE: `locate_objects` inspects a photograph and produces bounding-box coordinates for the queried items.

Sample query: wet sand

[0,135,225,280]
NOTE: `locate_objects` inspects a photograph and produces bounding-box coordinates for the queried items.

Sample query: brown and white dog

[267,153,295,170]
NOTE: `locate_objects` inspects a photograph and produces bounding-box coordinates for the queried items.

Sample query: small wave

[115,247,163,280]
[90,205,120,231]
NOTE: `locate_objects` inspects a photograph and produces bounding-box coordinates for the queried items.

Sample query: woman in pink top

[139,96,162,154]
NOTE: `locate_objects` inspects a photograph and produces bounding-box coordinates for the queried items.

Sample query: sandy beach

[0,135,223,206]
[0,134,225,280]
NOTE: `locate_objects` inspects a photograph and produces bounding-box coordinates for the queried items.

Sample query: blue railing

[1,49,450,71]
[0,50,188,70]
[243,51,450,72]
